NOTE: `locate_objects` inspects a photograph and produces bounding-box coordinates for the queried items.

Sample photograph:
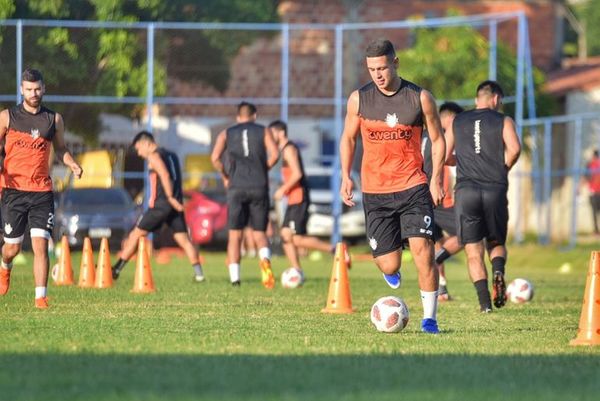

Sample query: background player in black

[445,81,521,312]
[111,131,205,283]
[269,120,350,274]
[0,68,82,309]
[422,102,464,301]
[211,102,279,288]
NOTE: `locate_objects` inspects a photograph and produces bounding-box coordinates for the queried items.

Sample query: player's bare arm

[264,127,279,169]
[421,90,445,206]
[211,130,229,187]
[502,116,521,170]
[340,90,361,207]
[52,113,83,178]
[0,109,9,173]
[148,152,184,212]
[275,145,302,200]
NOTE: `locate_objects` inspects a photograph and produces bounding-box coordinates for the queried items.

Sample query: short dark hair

[22,68,43,83]
[476,80,504,98]
[237,101,257,117]
[365,38,396,59]
[594,149,599,158]
[131,130,155,146]
[268,120,287,136]
[439,102,464,116]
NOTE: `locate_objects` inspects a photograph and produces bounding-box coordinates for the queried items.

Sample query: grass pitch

[1,243,599,401]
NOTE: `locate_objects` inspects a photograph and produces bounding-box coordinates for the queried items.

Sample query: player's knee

[2,243,21,259]
[280,228,293,243]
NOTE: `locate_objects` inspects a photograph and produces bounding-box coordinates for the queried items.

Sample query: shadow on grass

[1,353,599,401]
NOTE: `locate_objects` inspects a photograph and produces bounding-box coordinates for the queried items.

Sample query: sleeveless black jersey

[225,122,268,190]
[281,141,309,205]
[149,148,182,208]
[453,108,507,187]
[3,104,55,191]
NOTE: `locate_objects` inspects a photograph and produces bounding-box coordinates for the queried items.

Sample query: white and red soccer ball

[281,267,304,289]
[370,296,410,333]
[506,278,534,304]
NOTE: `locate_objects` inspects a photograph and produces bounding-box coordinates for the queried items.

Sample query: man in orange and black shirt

[340,39,445,334]
[270,120,350,276]
[111,131,205,283]
[0,68,83,309]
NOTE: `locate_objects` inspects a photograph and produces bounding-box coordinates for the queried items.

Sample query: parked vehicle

[303,166,366,241]
[184,176,228,246]
[53,187,141,249]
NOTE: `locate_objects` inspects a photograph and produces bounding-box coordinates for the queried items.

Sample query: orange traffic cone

[322,243,355,314]
[131,236,155,293]
[54,236,74,286]
[78,237,95,288]
[571,251,600,345]
[94,238,113,289]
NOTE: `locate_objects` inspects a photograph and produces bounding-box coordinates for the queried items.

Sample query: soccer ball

[51,263,59,283]
[281,267,304,289]
[370,296,410,333]
[506,278,534,304]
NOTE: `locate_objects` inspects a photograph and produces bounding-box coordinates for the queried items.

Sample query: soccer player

[111,131,205,282]
[211,102,279,288]
[269,120,350,274]
[445,80,521,312]
[0,68,83,309]
[421,102,464,301]
[339,39,445,334]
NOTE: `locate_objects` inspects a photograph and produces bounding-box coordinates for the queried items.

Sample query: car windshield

[307,175,331,190]
[62,189,132,208]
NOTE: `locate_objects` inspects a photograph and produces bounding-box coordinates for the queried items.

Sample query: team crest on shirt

[385,113,398,128]
[369,237,378,251]
[4,223,12,235]
[30,128,40,139]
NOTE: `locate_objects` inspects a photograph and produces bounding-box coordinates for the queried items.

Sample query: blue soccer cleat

[421,318,440,334]
[382,271,402,289]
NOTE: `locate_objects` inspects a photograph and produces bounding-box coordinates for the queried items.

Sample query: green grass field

[1,243,599,401]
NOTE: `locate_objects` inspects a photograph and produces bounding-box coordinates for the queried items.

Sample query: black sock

[474,279,492,310]
[491,257,506,275]
[435,248,451,265]
[112,258,127,273]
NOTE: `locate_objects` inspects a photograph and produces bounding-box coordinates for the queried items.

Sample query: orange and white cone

[131,236,155,293]
[322,243,355,314]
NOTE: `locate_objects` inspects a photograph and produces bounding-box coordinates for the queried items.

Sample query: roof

[545,57,600,96]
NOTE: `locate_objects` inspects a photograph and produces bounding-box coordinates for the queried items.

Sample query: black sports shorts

[454,183,508,245]
[433,206,457,241]
[363,183,434,257]
[282,201,309,235]
[137,204,187,233]
[1,188,54,243]
[227,187,269,231]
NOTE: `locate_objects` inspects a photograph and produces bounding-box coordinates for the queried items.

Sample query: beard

[24,96,41,108]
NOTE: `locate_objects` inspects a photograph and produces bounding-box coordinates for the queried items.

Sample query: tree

[0,0,280,143]
[396,16,555,118]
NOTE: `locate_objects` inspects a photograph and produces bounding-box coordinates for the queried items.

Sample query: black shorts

[227,188,269,231]
[1,188,54,243]
[363,183,434,257]
[137,204,187,234]
[433,206,457,241]
[454,183,508,245]
[282,201,309,235]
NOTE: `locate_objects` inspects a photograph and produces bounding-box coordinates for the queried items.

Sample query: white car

[303,165,366,240]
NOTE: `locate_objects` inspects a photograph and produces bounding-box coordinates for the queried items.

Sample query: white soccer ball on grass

[506,278,534,304]
[370,296,410,333]
[280,267,304,289]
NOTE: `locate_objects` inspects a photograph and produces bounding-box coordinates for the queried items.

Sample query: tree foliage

[0,0,279,143]
[574,0,600,56]
[397,18,555,118]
